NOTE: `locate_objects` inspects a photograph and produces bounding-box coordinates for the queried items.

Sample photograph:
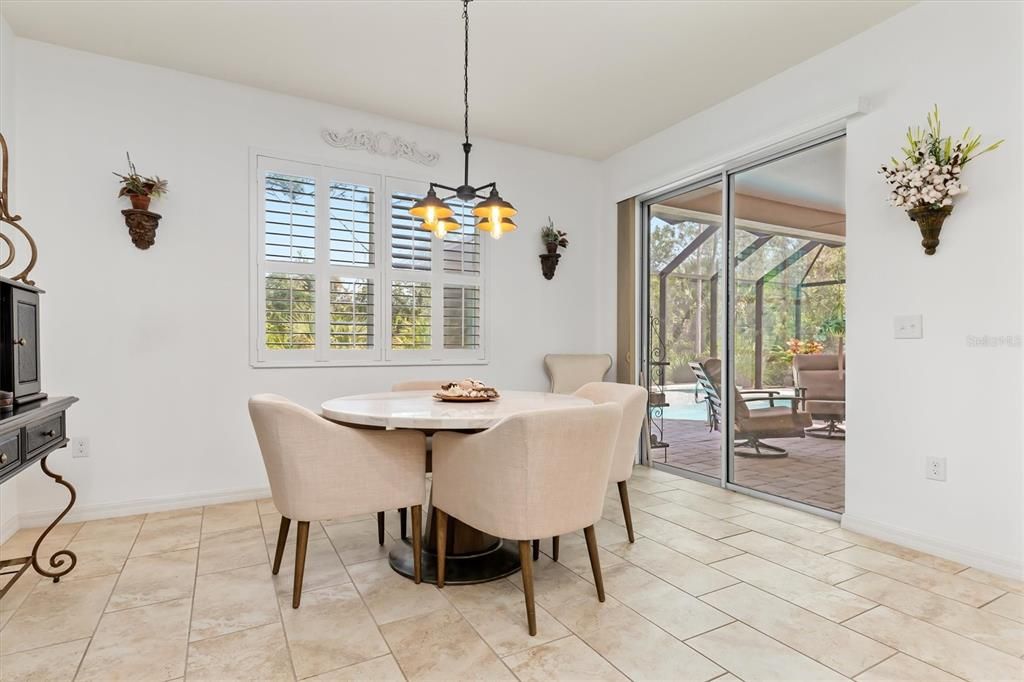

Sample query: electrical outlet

[926,456,946,481]
[72,437,90,458]
[894,314,923,339]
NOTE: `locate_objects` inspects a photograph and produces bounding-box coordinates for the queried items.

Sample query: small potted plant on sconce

[879,106,1002,255]
[114,153,168,249]
[539,218,568,279]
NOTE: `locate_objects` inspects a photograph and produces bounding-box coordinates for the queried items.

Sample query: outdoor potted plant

[113,153,168,211]
[879,106,1002,255]
[539,218,568,279]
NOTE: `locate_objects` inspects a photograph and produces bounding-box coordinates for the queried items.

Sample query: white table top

[321,390,592,430]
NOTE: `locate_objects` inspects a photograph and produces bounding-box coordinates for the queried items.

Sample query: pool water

[657,388,794,421]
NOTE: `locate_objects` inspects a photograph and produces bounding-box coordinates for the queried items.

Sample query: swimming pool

[657,387,794,420]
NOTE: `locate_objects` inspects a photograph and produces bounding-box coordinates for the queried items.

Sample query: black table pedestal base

[388,537,521,585]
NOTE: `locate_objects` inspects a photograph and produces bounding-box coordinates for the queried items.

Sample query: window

[253,155,486,366]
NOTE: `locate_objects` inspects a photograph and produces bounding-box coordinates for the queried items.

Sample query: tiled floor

[655,418,846,512]
[1,466,1021,681]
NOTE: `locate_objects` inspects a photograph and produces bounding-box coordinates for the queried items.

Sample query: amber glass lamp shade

[477,216,516,240]
[410,188,454,225]
[422,216,462,240]
[472,188,517,221]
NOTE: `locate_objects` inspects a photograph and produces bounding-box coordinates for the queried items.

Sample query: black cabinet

[1,277,45,405]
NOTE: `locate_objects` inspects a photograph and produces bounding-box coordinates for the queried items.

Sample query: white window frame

[250,151,488,368]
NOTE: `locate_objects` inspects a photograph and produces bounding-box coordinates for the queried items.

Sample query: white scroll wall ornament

[321,128,440,167]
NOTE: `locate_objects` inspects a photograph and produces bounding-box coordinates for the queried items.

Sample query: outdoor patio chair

[689,359,811,458]
[792,354,846,438]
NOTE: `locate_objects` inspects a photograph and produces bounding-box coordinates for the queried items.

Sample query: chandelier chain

[463,0,470,146]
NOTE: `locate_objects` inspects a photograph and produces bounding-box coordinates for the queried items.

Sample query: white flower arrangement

[879,106,1002,210]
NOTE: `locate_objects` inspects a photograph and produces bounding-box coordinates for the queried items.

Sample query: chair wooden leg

[583,525,605,602]
[272,516,291,575]
[411,505,423,584]
[377,511,385,546]
[552,536,560,562]
[292,521,310,609]
[435,509,448,588]
[518,540,537,636]
[532,539,540,561]
[399,508,408,540]
[617,481,636,543]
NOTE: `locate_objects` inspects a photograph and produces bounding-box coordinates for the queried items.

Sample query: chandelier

[410,0,517,240]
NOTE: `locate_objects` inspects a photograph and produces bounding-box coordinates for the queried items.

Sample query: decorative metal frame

[0,133,39,286]
[321,128,440,167]
[0,454,78,598]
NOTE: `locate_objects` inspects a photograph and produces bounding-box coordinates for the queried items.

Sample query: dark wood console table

[0,395,79,598]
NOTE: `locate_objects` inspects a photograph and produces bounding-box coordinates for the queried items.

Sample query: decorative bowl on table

[434,379,500,402]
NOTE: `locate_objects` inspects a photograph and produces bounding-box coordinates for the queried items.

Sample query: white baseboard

[1,514,20,544]
[842,514,1023,581]
[15,486,273,530]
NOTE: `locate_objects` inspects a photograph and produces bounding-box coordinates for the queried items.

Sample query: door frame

[637,127,847,520]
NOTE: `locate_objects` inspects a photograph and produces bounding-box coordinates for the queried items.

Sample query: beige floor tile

[197,526,269,575]
[957,567,1024,595]
[546,532,626,580]
[600,562,732,640]
[0,523,81,562]
[613,486,668,510]
[688,621,847,681]
[145,506,204,522]
[724,531,864,584]
[107,547,197,611]
[855,653,961,682]
[711,553,875,622]
[347,558,449,625]
[324,518,392,565]
[279,583,389,678]
[0,637,89,682]
[189,563,280,641]
[560,597,724,681]
[503,635,626,682]
[442,578,569,656]
[606,538,737,596]
[202,500,261,536]
[701,583,893,677]
[63,532,136,580]
[271,537,351,598]
[730,513,853,554]
[640,502,747,539]
[76,596,191,681]
[0,571,39,628]
[257,497,278,515]
[731,498,839,531]
[644,523,745,564]
[261,513,328,546]
[591,518,641,547]
[186,620,294,681]
[830,546,1004,607]
[653,489,747,519]
[72,514,144,543]
[0,573,116,655]
[839,572,1024,657]
[661,476,750,504]
[826,529,968,573]
[508,556,602,610]
[130,512,202,557]
[381,606,514,681]
[306,654,406,681]
[844,606,1024,682]
[981,592,1024,623]
[624,477,674,495]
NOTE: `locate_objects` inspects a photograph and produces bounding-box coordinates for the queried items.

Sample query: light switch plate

[894,314,923,339]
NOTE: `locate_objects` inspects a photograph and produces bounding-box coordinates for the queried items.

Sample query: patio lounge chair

[689,359,811,458]
[792,354,846,438]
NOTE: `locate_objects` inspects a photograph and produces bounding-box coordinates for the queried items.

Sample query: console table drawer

[0,432,19,477]
[25,414,64,455]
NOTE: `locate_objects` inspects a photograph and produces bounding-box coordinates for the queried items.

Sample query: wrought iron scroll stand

[0,133,77,599]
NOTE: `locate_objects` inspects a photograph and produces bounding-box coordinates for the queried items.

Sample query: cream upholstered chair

[546,382,648,553]
[248,394,427,607]
[432,403,622,635]
[386,380,445,540]
[543,354,612,394]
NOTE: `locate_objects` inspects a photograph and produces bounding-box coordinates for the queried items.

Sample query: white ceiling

[1,0,911,160]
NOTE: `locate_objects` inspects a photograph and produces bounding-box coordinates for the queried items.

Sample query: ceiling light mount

[409,0,517,240]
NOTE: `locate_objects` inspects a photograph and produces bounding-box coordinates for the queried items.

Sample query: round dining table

[321,390,592,584]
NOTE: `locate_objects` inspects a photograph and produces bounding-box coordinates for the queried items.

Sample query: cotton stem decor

[879,106,1002,255]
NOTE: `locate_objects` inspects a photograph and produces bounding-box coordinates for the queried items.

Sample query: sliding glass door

[642,133,846,514]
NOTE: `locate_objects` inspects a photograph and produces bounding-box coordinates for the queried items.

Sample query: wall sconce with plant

[879,106,1002,255]
[539,218,568,280]
[114,153,168,249]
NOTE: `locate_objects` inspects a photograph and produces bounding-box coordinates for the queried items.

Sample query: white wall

[0,14,18,541]
[603,1,1023,577]
[11,39,605,522]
